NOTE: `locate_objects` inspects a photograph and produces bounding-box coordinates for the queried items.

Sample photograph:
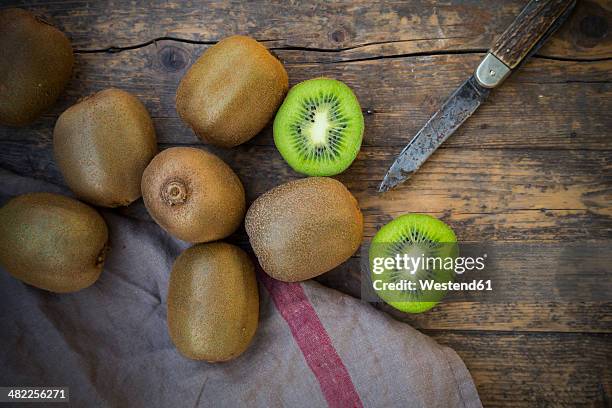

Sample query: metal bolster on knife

[475,53,511,89]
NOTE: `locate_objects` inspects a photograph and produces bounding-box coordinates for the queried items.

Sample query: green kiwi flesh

[141,147,246,243]
[0,193,108,293]
[369,214,458,314]
[53,88,158,207]
[176,35,288,147]
[167,242,258,362]
[0,8,74,126]
[273,78,364,176]
[245,177,363,282]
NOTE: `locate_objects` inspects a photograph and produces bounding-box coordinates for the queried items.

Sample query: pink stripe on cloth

[258,270,363,408]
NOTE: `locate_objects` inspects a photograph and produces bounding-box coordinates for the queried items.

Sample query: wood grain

[431,330,611,407]
[316,254,612,333]
[4,0,610,59]
[0,54,612,150]
[0,0,610,406]
[0,53,610,150]
[1,141,609,237]
[3,136,610,333]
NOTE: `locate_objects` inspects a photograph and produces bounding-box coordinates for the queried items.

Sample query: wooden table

[1,1,610,406]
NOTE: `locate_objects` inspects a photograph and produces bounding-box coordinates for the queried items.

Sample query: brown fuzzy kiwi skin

[0,8,74,126]
[167,242,259,362]
[176,35,288,148]
[53,88,158,208]
[141,147,246,243]
[0,192,109,293]
[245,177,364,282]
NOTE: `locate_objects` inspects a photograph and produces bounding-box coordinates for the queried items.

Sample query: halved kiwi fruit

[369,214,458,313]
[273,78,364,176]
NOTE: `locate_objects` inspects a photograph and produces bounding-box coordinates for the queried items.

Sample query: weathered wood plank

[1,51,609,150]
[430,330,611,407]
[316,255,612,333]
[5,0,611,60]
[1,143,609,235]
[381,301,612,333]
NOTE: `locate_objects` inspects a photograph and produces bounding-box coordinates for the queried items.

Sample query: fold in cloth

[0,170,481,407]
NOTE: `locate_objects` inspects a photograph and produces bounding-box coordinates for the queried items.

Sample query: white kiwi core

[304,108,331,147]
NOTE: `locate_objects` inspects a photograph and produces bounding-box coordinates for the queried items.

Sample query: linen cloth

[0,170,481,407]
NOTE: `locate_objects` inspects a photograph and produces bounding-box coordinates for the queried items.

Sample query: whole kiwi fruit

[0,192,108,293]
[167,242,258,361]
[245,177,363,282]
[176,35,288,147]
[53,88,158,207]
[0,8,74,126]
[141,147,245,243]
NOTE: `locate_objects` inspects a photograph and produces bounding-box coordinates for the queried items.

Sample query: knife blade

[379,76,490,193]
[379,0,575,193]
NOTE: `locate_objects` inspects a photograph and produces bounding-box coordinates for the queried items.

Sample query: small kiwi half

[0,8,74,126]
[273,78,364,176]
[369,214,458,314]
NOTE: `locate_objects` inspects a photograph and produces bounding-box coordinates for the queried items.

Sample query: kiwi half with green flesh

[53,88,158,207]
[176,35,288,147]
[0,8,74,126]
[141,147,245,243]
[369,214,458,314]
[245,177,363,282]
[167,242,258,362]
[0,192,108,293]
[273,78,364,176]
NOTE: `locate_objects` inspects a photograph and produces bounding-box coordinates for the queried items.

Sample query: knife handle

[491,0,575,69]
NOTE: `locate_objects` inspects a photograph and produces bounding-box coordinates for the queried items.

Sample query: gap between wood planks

[155,142,612,152]
[420,328,612,337]
[73,36,612,65]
